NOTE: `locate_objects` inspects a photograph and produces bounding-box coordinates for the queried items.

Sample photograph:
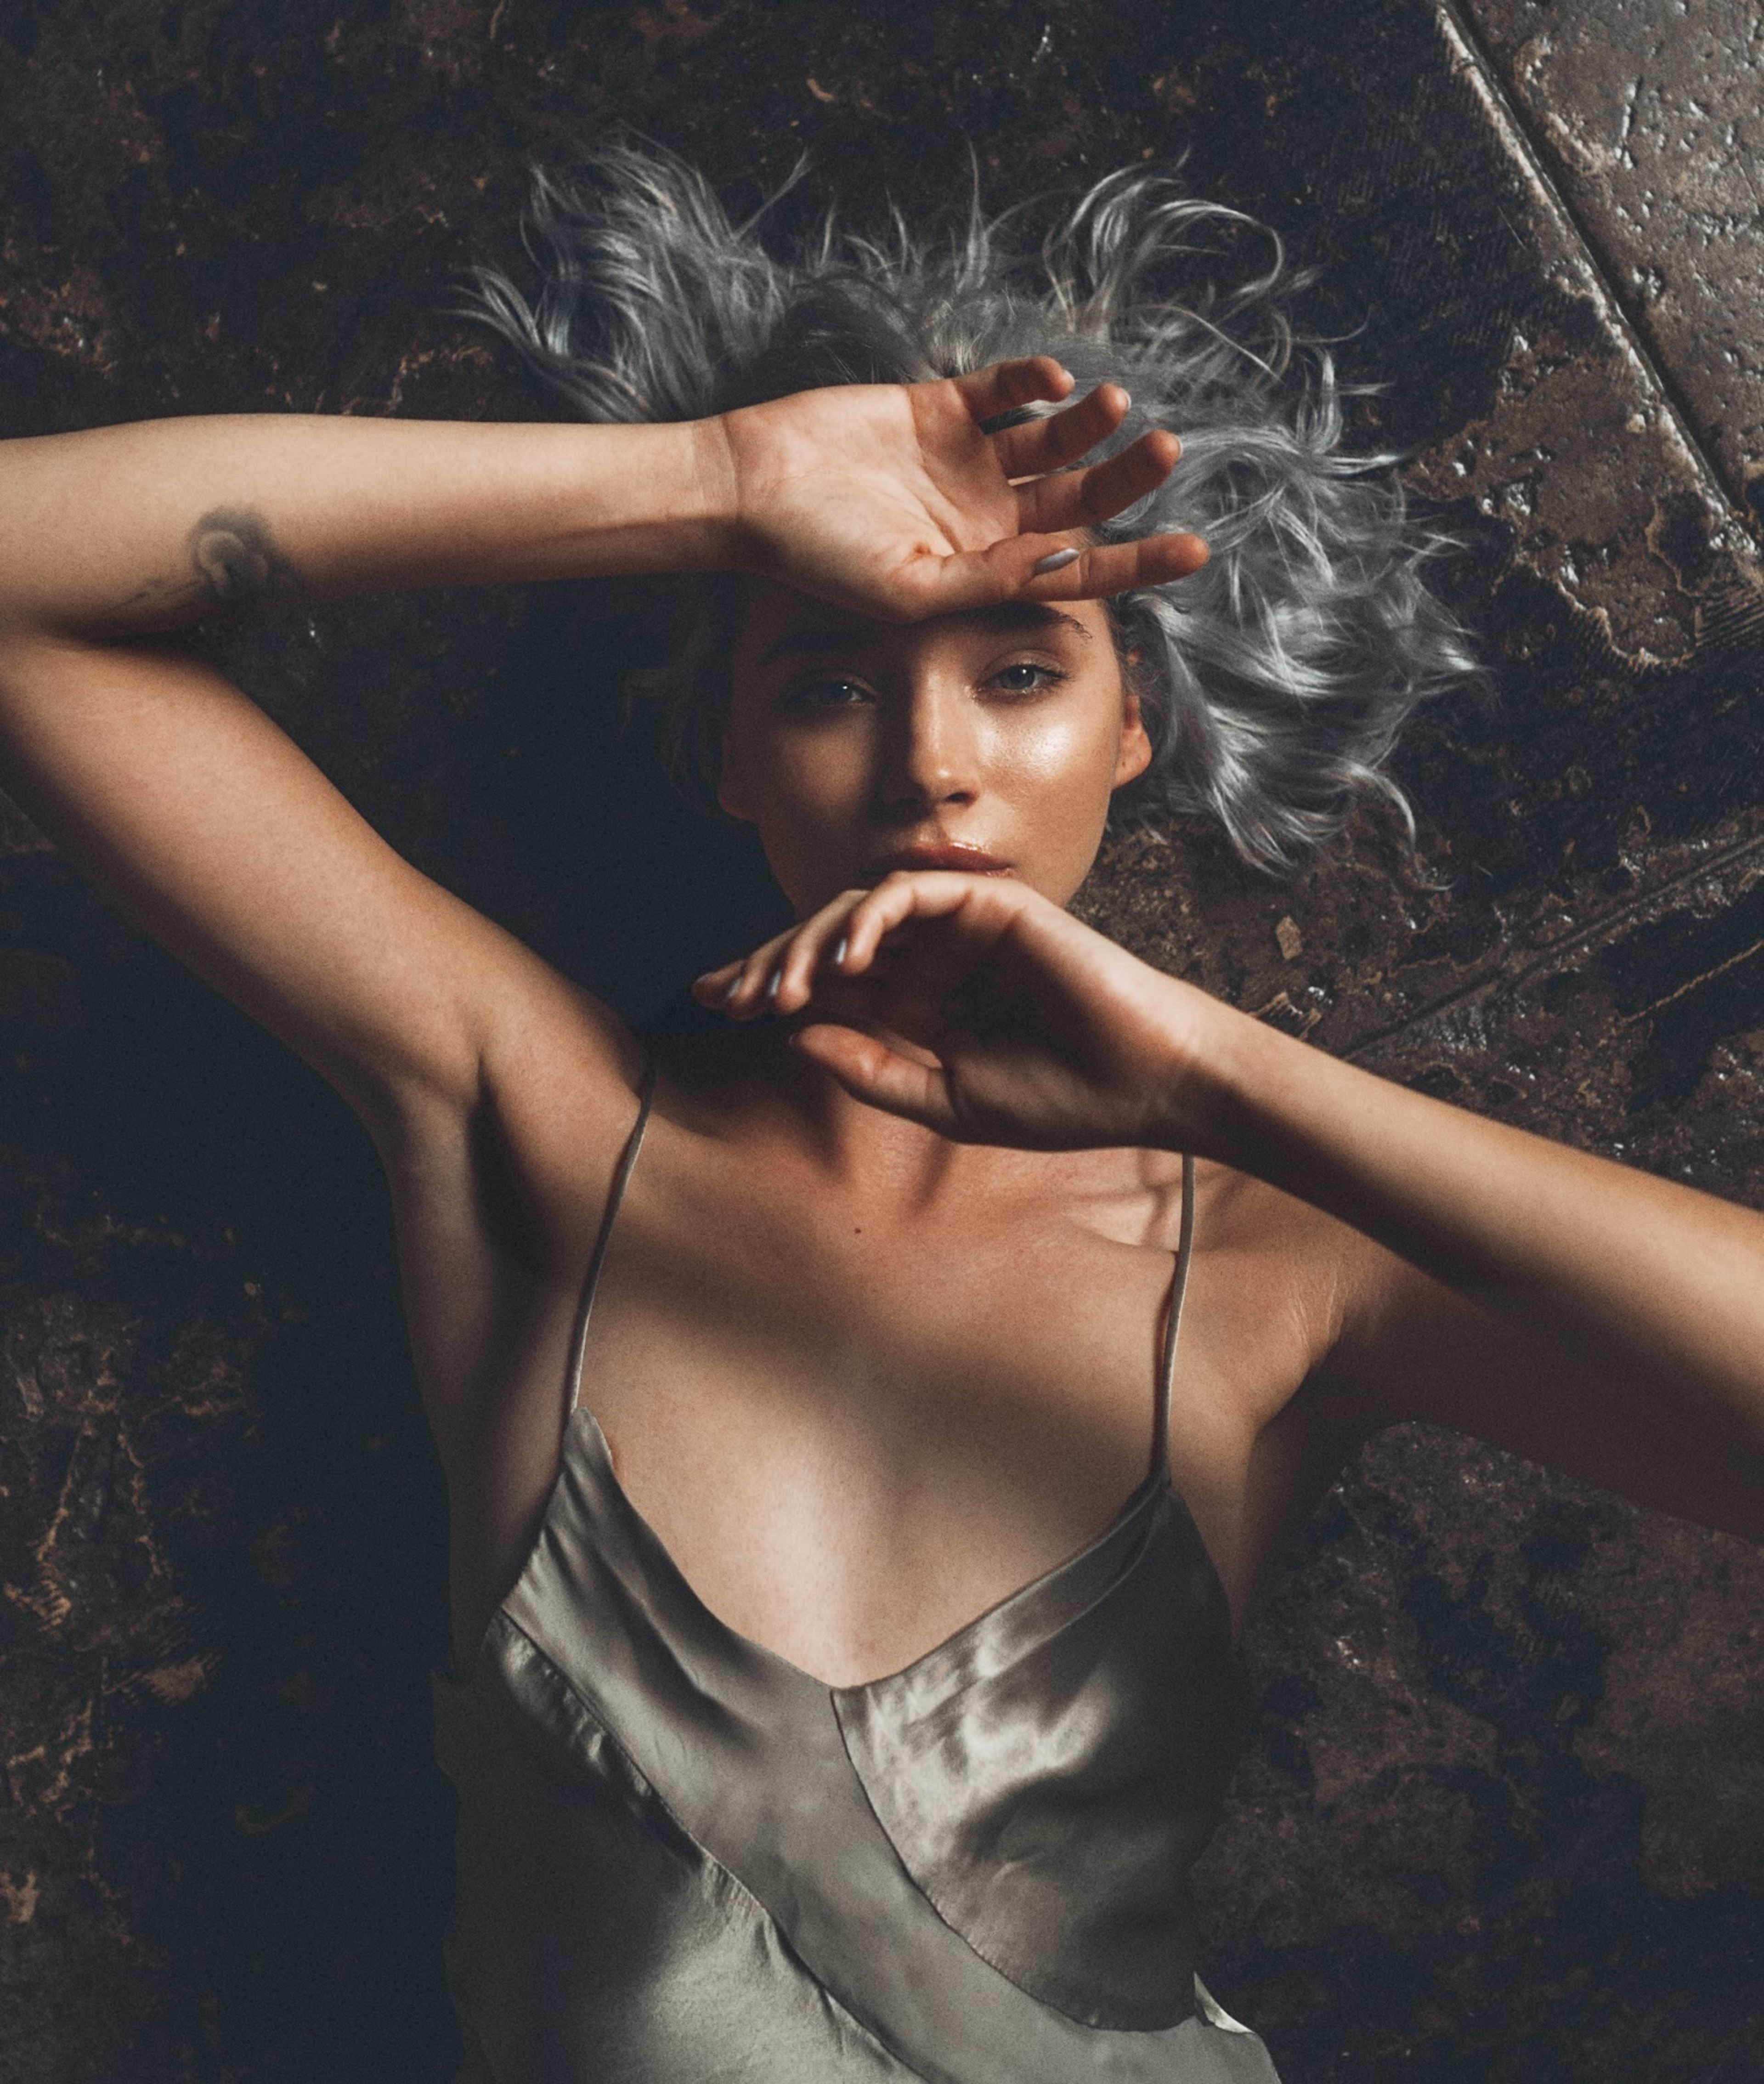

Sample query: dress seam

[831,1681,1200,2038]
[486,1609,936,2083]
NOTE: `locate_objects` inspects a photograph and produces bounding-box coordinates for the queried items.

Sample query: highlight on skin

[454,136,1483,871]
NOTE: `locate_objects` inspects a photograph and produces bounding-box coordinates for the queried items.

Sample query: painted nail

[766,969,782,1002]
[1033,547,1080,574]
[832,935,848,968]
[723,974,743,1002]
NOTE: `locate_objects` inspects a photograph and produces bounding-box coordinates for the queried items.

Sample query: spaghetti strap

[562,1075,1193,1467]
[564,1059,658,1419]
[1151,1154,1196,1480]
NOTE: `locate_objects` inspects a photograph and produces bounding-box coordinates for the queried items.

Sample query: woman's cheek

[772,731,871,828]
[746,735,875,909]
[985,708,1118,818]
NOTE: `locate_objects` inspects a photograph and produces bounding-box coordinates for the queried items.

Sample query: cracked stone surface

[1460,0,1764,524]
[1,0,1762,2078]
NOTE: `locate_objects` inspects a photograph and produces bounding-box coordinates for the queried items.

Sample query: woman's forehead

[733,578,1116,667]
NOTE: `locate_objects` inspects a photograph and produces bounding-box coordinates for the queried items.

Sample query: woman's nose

[877,681,979,813]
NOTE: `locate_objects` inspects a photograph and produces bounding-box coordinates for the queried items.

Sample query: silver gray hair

[456,139,1480,871]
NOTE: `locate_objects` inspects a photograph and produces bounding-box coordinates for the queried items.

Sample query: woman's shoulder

[1114,1143,1343,1264]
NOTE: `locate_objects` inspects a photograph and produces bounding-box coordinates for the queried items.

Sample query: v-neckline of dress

[463,1055,1222,1692]
[566,1396,1182,1698]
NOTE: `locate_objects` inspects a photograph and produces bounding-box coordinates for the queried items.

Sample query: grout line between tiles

[1433,0,1754,542]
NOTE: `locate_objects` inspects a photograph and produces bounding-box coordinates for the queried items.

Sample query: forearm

[1199,1007,1764,1444]
[0,413,734,640]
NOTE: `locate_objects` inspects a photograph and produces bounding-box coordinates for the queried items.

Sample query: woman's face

[718,579,1153,917]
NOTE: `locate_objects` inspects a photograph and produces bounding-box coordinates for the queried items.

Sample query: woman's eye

[784,677,873,713]
[988,661,1067,696]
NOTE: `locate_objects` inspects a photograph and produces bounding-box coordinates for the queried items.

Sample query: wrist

[693,397,820,582]
[683,413,746,571]
[574,418,745,575]
[1148,982,1309,1171]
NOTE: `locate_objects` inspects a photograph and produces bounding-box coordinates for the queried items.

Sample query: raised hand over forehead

[712,357,1210,625]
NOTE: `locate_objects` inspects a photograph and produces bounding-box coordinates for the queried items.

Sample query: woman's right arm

[0,373,1194,1503]
[0,369,1197,1138]
[0,412,733,1137]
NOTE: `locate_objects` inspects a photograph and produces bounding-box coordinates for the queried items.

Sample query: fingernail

[766,969,782,1001]
[723,974,743,1002]
[1033,547,1080,574]
[832,935,848,967]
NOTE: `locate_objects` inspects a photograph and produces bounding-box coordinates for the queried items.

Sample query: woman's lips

[858,844,1013,880]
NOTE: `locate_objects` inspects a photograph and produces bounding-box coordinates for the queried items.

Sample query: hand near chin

[712,358,1207,618]
[692,873,1232,1155]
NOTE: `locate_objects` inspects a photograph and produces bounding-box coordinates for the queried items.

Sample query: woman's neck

[656,1015,1037,1215]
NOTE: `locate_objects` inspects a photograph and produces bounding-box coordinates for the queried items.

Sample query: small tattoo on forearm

[185,508,302,618]
[119,508,305,627]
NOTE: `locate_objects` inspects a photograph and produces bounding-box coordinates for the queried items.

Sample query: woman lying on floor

[0,141,1758,2082]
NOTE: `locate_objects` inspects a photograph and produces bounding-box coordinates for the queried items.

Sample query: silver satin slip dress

[433,1062,1281,2083]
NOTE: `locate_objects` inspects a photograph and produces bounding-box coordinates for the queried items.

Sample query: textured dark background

[3,0,1763,2077]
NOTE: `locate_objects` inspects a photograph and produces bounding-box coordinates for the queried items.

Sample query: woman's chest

[564,1141,1312,1684]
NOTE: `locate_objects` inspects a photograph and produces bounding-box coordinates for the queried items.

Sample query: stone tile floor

[0,0,1761,2076]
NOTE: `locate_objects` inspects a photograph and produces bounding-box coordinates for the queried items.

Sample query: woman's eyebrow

[968,602,1093,642]
[758,602,1092,665]
[758,623,871,664]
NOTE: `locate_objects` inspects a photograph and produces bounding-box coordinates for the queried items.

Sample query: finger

[694,888,885,1020]
[890,529,1077,616]
[1014,429,1182,534]
[691,950,777,1008]
[990,382,1136,479]
[1021,531,1210,599]
[789,1023,961,1133]
[896,523,1207,614]
[835,869,995,976]
[705,924,798,1019]
[691,957,741,1003]
[950,357,1074,426]
[771,889,874,1014]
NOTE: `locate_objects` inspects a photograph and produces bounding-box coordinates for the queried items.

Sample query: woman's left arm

[1211,1007,1764,1540]
[704,870,1764,1539]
